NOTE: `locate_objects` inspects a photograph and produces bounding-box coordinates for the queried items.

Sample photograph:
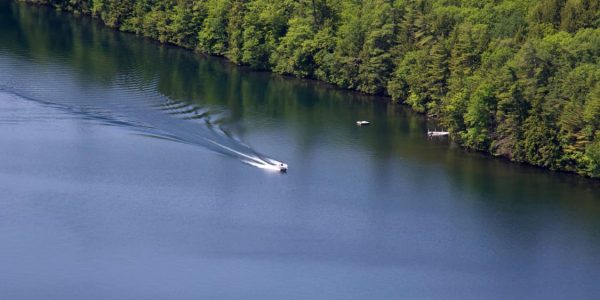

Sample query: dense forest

[21,0,600,178]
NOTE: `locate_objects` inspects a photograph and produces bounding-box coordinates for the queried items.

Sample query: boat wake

[0,56,287,172]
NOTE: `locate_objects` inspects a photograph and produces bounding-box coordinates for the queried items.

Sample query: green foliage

[198,0,231,55]
[25,0,600,177]
[586,137,600,176]
[271,17,316,77]
[462,83,496,150]
[225,0,245,63]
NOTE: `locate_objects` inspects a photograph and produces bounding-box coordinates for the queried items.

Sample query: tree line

[22,0,600,177]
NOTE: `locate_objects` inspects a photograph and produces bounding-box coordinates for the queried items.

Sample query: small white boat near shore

[428,130,449,137]
[356,121,370,126]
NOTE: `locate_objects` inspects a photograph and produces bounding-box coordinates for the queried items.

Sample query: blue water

[1,1,600,299]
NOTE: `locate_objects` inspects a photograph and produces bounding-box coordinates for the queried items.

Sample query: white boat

[356,121,370,126]
[278,163,288,172]
[428,130,449,137]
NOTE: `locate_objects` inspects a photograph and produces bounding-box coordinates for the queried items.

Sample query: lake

[1,1,600,299]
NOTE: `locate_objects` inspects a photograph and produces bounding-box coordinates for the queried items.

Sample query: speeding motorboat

[278,163,288,172]
[356,120,370,126]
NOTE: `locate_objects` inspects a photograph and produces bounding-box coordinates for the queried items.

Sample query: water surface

[1,1,600,299]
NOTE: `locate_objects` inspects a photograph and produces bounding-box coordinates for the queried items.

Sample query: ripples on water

[0,54,287,172]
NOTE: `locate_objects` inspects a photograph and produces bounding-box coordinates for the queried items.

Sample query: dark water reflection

[1,1,600,299]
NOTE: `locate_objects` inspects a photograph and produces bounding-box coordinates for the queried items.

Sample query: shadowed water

[1,1,600,299]
[0,41,285,171]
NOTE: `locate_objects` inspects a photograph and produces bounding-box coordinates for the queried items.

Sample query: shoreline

[18,0,600,179]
